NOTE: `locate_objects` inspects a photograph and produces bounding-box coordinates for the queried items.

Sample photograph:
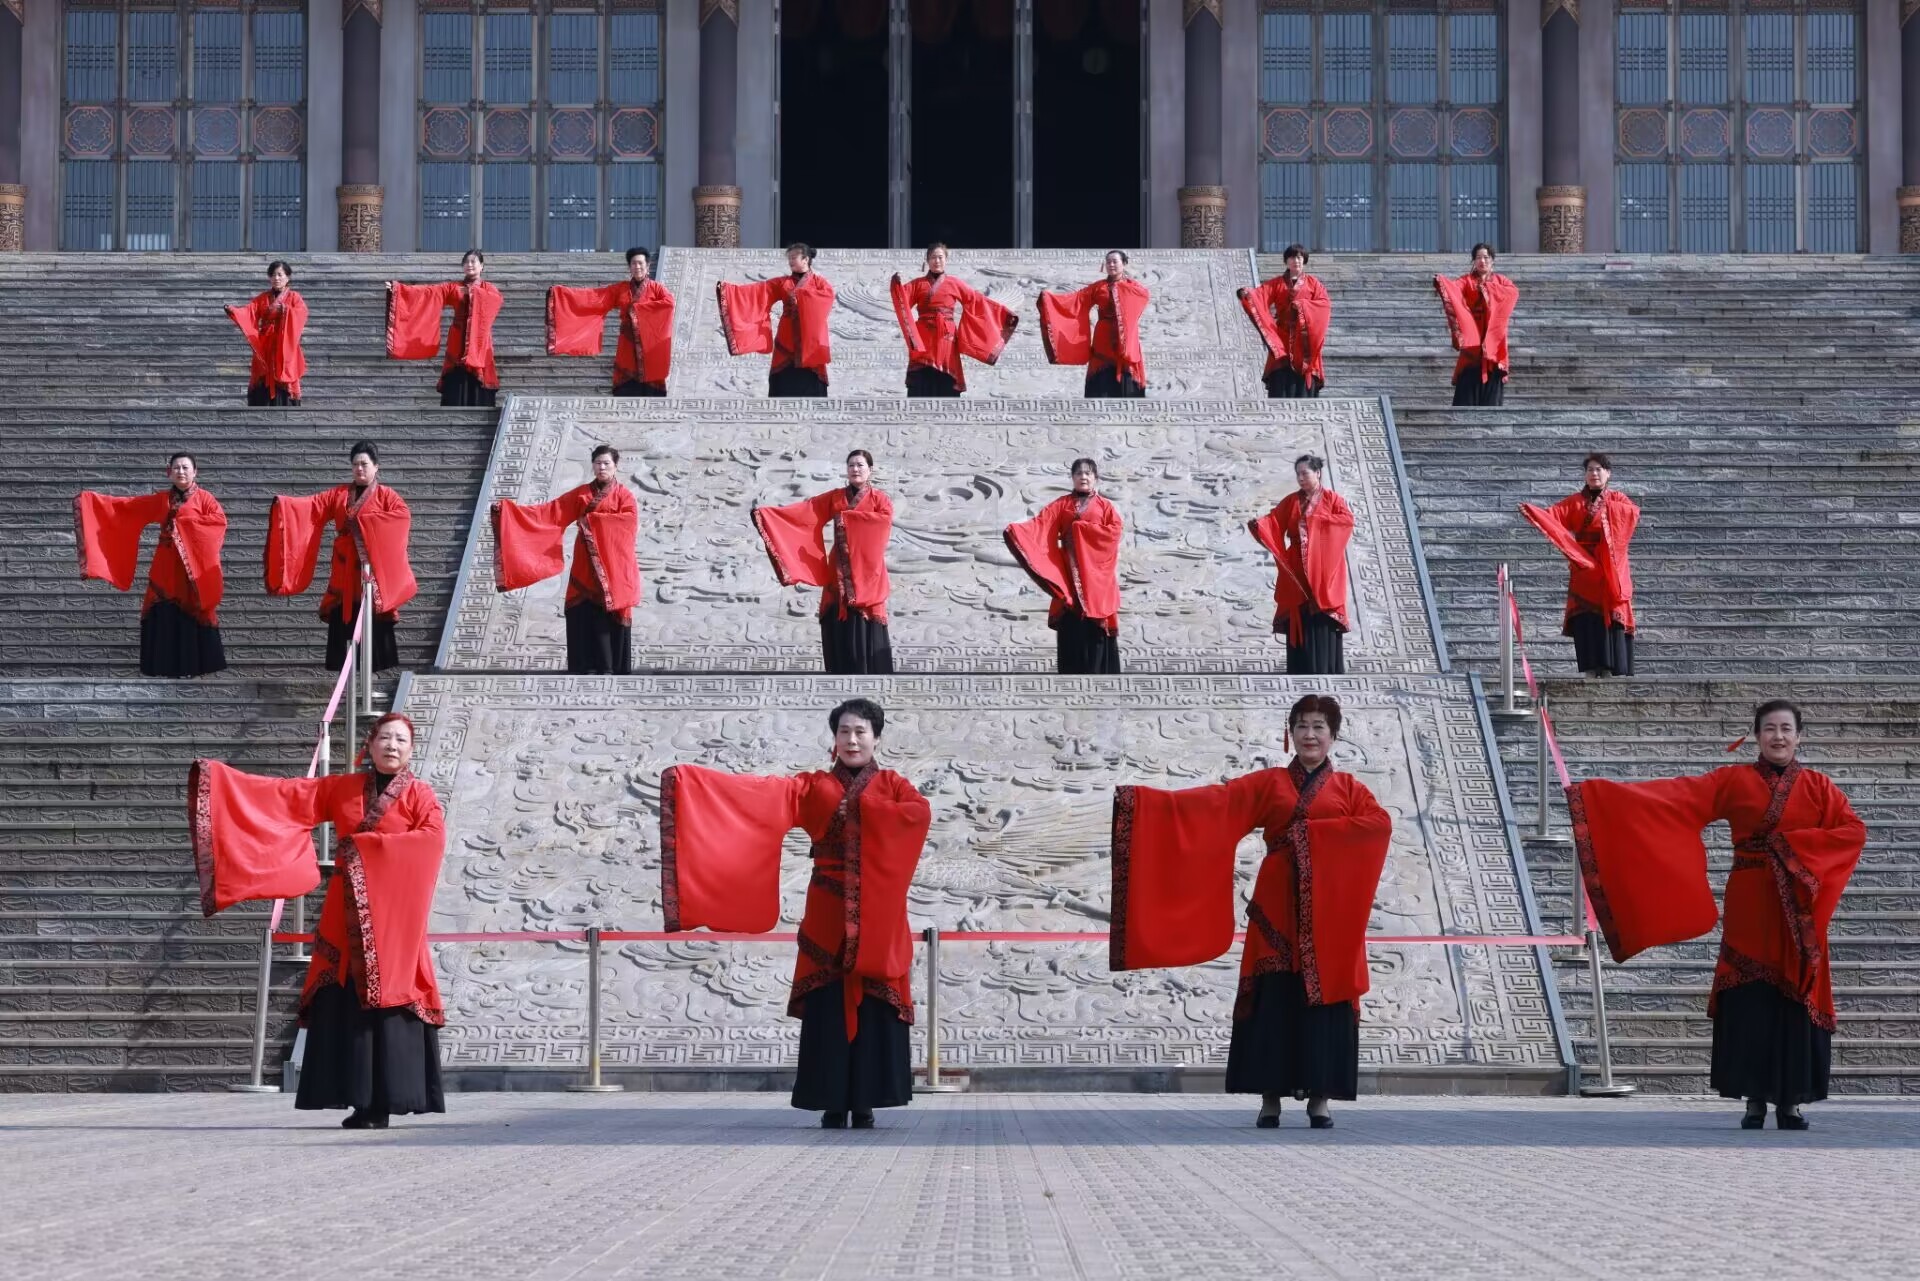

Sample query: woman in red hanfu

[1432,242,1517,406]
[386,249,503,407]
[1109,694,1392,1129]
[491,443,641,675]
[266,439,416,673]
[224,259,307,406]
[190,713,446,1129]
[716,242,836,397]
[889,241,1019,397]
[1038,249,1151,398]
[1567,700,1866,1130]
[1249,454,1355,675]
[1238,243,1331,399]
[1003,457,1123,674]
[75,452,228,679]
[1520,451,1639,678]
[546,246,676,396]
[660,698,930,1129]
[752,449,894,675]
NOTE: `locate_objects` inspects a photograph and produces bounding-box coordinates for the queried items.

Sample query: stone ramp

[439,395,1439,674]
[398,673,1564,1089]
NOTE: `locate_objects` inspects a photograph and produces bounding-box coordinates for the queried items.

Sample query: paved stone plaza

[3,1093,1915,1280]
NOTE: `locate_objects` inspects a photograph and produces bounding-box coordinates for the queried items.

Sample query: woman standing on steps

[752,449,894,675]
[224,260,307,406]
[1433,242,1517,406]
[265,440,416,673]
[889,242,1019,397]
[386,249,503,407]
[1566,700,1865,1131]
[1249,454,1354,675]
[1520,452,1638,678]
[1107,694,1393,1130]
[190,713,447,1129]
[716,242,837,397]
[1238,243,1331,399]
[1003,457,1123,675]
[659,698,930,1130]
[1038,250,1151,398]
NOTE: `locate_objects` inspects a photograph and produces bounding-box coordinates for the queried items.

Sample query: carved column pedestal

[694,185,742,248]
[0,185,24,252]
[337,184,384,252]
[1178,186,1227,249]
[1537,185,1586,253]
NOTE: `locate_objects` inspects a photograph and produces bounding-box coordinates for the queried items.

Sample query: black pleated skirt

[1568,612,1634,676]
[906,366,960,398]
[1285,609,1347,675]
[1710,981,1832,1108]
[1084,367,1145,398]
[139,601,227,679]
[1263,367,1322,399]
[821,613,894,675]
[1224,971,1360,1100]
[439,366,497,407]
[769,366,829,398]
[790,982,913,1112]
[612,379,668,397]
[296,983,446,1116]
[565,602,632,674]
[1452,370,1508,406]
[246,382,299,407]
[1055,612,1121,675]
[324,606,399,673]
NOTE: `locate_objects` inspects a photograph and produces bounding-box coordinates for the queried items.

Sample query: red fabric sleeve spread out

[385,281,458,359]
[890,274,1018,392]
[840,769,931,986]
[1519,502,1599,571]
[753,488,893,620]
[547,281,675,388]
[1003,494,1123,631]
[1036,285,1095,367]
[545,282,624,358]
[1248,489,1354,642]
[890,274,930,361]
[491,483,641,618]
[953,279,1018,369]
[76,488,228,621]
[1434,272,1518,384]
[717,275,834,375]
[658,764,808,934]
[751,491,837,590]
[266,484,416,621]
[388,281,501,387]
[1108,777,1256,971]
[74,489,169,591]
[1565,773,1724,962]
[1038,279,1150,386]
[715,278,778,356]
[187,759,329,916]
[1296,774,1394,1007]
[1238,275,1331,387]
[225,289,308,399]
[1529,490,1639,634]
[789,276,835,373]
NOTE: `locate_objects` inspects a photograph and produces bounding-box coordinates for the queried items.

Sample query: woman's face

[168,457,197,490]
[788,249,811,275]
[1284,253,1305,279]
[1103,252,1126,281]
[1758,711,1800,766]
[1472,247,1494,276]
[592,452,617,484]
[368,720,414,774]
[1296,462,1321,493]
[627,254,650,283]
[845,454,872,489]
[268,266,290,291]
[1292,713,1335,767]
[834,715,877,768]
[462,253,484,281]
[925,245,948,274]
[1071,464,1098,495]
[351,453,379,486]
[1584,461,1611,489]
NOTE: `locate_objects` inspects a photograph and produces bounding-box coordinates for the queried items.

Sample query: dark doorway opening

[780,2,889,248]
[1033,0,1140,247]
[911,1,1014,248]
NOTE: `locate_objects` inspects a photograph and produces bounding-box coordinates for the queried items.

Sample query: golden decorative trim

[1178,185,1229,250]
[1904,0,1920,26]
[1543,0,1578,25]
[1184,0,1222,26]
[0,185,24,253]
[701,0,738,23]
[693,184,742,249]
[344,0,381,23]
[337,184,384,253]
[1,0,21,25]
[1537,185,1586,255]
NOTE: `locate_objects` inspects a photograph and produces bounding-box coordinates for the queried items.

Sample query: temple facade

[0,0,1914,255]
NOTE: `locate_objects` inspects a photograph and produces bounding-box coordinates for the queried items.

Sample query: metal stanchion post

[568,926,623,1092]
[359,572,375,717]
[1532,696,1569,845]
[228,916,279,1093]
[343,658,357,775]
[1498,563,1519,716]
[916,926,963,1093]
[1579,927,1636,1098]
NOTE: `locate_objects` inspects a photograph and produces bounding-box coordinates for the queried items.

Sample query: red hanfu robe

[888,272,1018,392]
[1521,488,1639,635]
[1003,493,1123,634]
[1037,278,1151,387]
[659,761,930,1039]
[188,760,447,1025]
[75,485,227,625]
[1433,272,1518,386]
[266,482,417,625]
[716,273,836,380]
[490,481,641,623]
[1248,488,1354,644]
[546,280,676,391]
[387,281,503,391]
[1110,762,1391,1014]
[1238,274,1331,389]
[752,486,894,625]
[1567,761,1865,1031]
[225,288,308,400]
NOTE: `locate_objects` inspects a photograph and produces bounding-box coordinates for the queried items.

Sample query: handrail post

[916,925,962,1093]
[359,570,376,717]
[1498,562,1518,715]
[568,926,623,1092]
[343,656,357,776]
[227,916,279,1093]
[1579,926,1636,1098]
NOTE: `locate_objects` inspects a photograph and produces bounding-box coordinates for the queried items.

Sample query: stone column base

[0,184,25,252]
[337,184,384,253]
[693,185,742,248]
[1900,187,1920,255]
[1178,185,1228,249]
[1537,184,1586,254]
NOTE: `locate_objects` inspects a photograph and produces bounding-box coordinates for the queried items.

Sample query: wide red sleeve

[1037,284,1095,366]
[1304,492,1354,629]
[1520,501,1598,571]
[1002,498,1073,604]
[265,292,309,390]
[1479,274,1518,371]
[457,283,502,379]
[343,781,447,1018]
[1291,278,1331,367]
[1109,773,1270,971]
[1303,776,1393,1006]
[545,283,623,356]
[752,492,835,588]
[491,487,592,592]
[174,489,228,613]
[1237,280,1287,360]
[795,277,835,371]
[583,488,643,613]
[73,489,169,591]
[839,489,893,610]
[633,283,675,385]
[1432,274,1483,353]
[224,298,263,355]
[1249,504,1311,618]
[187,760,331,916]
[359,488,418,614]
[1067,498,1124,622]
[386,282,455,360]
[264,489,338,596]
[1784,773,1867,944]
[889,274,928,360]
[715,279,778,357]
[658,764,807,933]
[952,278,1018,366]
[1566,771,1727,963]
[849,770,932,982]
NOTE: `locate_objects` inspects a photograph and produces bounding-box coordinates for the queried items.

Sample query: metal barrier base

[566,1082,624,1093]
[1579,1082,1638,1098]
[914,1081,966,1095]
[226,1084,279,1094]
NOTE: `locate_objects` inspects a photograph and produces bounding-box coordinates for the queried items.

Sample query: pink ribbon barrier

[272,928,1583,948]
[270,598,370,934]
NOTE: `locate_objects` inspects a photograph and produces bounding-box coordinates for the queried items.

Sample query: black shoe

[820,1111,847,1129]
[1740,1112,1765,1130]
[1255,1113,1279,1129]
[1776,1110,1810,1131]
[1308,1114,1334,1130]
[850,1110,875,1129]
[341,1109,388,1130]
